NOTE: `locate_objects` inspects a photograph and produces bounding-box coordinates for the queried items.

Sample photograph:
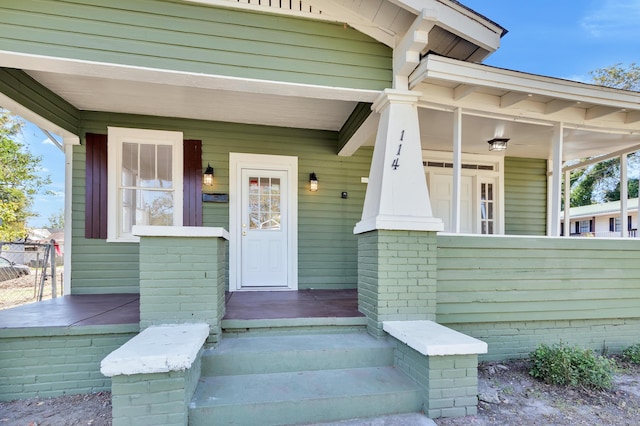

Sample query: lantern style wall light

[203,163,214,186]
[487,138,509,151]
[309,172,318,192]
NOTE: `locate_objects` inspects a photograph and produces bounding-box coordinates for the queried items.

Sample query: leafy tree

[570,64,640,206]
[590,63,640,91]
[47,209,65,229]
[0,109,51,241]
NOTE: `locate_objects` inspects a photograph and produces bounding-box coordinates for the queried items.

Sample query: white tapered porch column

[621,153,629,237]
[550,123,564,236]
[354,89,443,234]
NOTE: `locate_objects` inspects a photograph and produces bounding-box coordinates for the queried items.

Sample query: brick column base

[138,231,227,343]
[357,230,437,337]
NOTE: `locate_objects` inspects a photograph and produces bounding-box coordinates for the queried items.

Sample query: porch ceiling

[26,69,367,132]
[407,55,640,162]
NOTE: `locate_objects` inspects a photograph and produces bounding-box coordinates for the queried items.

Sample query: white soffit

[5,51,380,132]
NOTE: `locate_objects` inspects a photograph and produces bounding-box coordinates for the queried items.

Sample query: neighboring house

[1,0,640,423]
[562,198,640,237]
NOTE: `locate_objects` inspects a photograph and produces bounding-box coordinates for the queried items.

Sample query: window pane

[136,190,173,226]
[122,142,138,185]
[121,189,173,234]
[139,144,156,187]
[157,145,172,187]
[247,176,281,230]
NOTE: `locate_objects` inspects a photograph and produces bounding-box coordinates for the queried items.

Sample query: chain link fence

[0,241,63,310]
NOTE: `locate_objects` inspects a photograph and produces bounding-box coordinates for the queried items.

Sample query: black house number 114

[391,130,404,170]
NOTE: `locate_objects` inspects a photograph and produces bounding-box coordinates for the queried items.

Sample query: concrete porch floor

[0,289,363,329]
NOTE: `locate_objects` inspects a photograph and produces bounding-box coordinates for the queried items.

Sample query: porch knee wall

[138,236,226,342]
[445,318,640,362]
[0,327,137,401]
[357,230,437,337]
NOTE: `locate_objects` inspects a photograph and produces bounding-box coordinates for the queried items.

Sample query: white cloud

[581,0,640,37]
[41,137,55,146]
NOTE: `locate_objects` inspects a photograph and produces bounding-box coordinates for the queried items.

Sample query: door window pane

[248,177,281,230]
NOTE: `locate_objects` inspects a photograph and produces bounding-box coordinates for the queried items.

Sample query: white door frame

[423,150,504,235]
[229,153,298,291]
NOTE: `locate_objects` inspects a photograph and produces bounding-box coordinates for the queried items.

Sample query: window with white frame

[107,127,183,242]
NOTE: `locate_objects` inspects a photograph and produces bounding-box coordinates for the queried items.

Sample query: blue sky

[17,121,65,228]
[462,0,640,81]
[16,0,640,227]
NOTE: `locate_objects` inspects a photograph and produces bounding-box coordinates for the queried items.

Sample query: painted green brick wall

[391,339,479,418]
[437,234,640,360]
[504,157,547,235]
[111,355,201,426]
[449,318,640,362]
[139,236,226,341]
[0,0,391,90]
[72,112,372,293]
[0,325,137,401]
[358,230,438,336]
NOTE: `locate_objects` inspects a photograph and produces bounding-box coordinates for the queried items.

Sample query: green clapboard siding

[71,112,372,293]
[0,68,79,134]
[436,234,640,324]
[71,142,140,294]
[504,157,547,235]
[0,0,391,90]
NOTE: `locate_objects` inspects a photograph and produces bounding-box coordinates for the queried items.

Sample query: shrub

[622,344,640,364]
[529,342,615,390]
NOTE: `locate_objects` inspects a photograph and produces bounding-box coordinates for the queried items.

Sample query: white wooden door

[429,173,474,233]
[240,169,288,288]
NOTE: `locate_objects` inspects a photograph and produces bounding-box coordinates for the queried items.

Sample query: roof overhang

[342,55,640,161]
[1,50,380,134]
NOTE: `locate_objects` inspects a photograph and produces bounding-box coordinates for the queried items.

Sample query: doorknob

[242,231,247,236]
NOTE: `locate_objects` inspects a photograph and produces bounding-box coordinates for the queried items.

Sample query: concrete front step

[201,332,395,376]
[189,367,424,426]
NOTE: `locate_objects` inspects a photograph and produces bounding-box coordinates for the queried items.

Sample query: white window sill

[133,225,230,240]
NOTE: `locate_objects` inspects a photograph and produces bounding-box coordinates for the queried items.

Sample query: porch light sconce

[203,163,214,186]
[309,172,319,192]
[488,138,509,151]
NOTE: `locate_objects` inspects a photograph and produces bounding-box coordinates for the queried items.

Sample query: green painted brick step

[201,333,394,376]
[189,367,423,426]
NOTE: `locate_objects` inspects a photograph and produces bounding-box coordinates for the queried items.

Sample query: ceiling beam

[544,99,578,115]
[626,110,640,124]
[585,105,621,121]
[500,91,531,108]
[560,143,640,173]
[453,84,477,100]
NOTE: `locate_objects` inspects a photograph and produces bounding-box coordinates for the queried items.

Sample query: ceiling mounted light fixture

[487,138,509,151]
